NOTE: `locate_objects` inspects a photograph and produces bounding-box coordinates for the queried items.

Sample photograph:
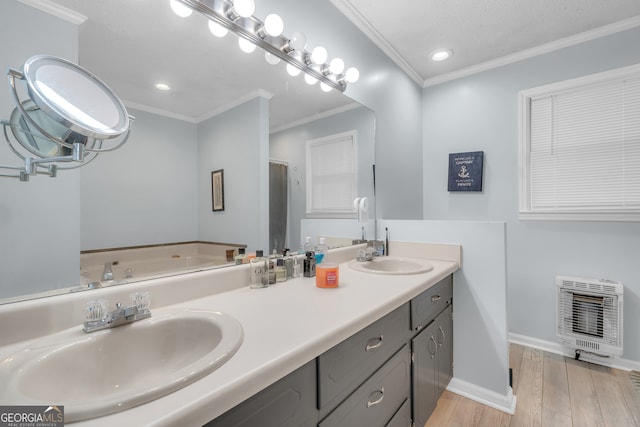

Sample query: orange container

[316,263,339,288]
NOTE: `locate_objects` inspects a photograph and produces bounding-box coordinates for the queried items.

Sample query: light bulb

[169,0,192,18]
[311,46,328,65]
[238,37,256,53]
[233,0,255,18]
[289,32,307,51]
[286,64,301,77]
[264,14,284,37]
[265,51,281,65]
[208,20,228,37]
[304,73,318,85]
[345,67,360,83]
[320,82,332,92]
[329,58,345,75]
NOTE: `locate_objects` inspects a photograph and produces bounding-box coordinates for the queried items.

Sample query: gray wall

[0,1,79,298]
[197,96,270,253]
[270,106,376,249]
[422,27,640,363]
[81,108,198,249]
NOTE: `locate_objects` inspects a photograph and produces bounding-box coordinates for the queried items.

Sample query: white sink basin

[348,256,434,275]
[0,307,243,422]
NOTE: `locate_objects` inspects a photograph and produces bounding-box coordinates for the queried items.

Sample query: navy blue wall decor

[448,151,484,192]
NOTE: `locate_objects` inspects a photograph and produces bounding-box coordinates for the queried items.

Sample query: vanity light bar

[175,0,351,92]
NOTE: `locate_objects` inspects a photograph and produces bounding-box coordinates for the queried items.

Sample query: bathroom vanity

[0,244,459,426]
[206,274,453,427]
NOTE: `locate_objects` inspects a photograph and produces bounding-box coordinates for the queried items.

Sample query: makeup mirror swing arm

[0,62,133,181]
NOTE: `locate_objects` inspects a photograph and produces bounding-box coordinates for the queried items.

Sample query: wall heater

[556,275,623,358]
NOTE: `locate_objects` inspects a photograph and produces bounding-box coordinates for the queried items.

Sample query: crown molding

[195,89,274,123]
[123,100,198,124]
[124,89,274,124]
[423,15,640,88]
[17,0,86,25]
[270,101,361,134]
[329,0,423,86]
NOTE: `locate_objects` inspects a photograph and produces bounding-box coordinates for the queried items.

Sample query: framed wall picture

[211,169,225,211]
[448,151,484,192]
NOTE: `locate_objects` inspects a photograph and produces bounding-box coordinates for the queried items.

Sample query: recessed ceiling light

[430,49,453,62]
[155,82,171,91]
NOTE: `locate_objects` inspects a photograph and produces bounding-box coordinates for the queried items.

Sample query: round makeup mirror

[1,55,132,180]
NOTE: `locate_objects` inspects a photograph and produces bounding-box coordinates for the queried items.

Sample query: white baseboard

[446,378,517,415]
[509,333,640,372]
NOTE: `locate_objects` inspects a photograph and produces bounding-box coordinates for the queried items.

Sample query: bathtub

[80,242,243,285]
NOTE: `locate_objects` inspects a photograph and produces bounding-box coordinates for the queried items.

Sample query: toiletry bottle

[276,258,287,282]
[249,250,268,288]
[235,247,246,265]
[315,237,328,264]
[293,254,302,278]
[303,251,316,277]
[283,250,294,279]
[268,256,276,285]
[303,236,314,254]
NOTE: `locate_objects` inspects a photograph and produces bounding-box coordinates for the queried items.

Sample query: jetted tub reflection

[348,256,434,275]
[0,308,244,422]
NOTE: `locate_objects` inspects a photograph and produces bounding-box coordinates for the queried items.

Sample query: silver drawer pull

[365,335,384,351]
[366,387,384,408]
[431,294,441,303]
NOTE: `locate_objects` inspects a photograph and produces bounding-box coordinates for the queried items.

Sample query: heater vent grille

[556,275,623,357]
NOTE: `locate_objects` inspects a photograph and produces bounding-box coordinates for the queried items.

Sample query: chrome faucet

[357,246,379,262]
[83,292,151,333]
[101,262,114,281]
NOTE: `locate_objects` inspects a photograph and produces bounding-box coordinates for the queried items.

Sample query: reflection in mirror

[0,0,374,304]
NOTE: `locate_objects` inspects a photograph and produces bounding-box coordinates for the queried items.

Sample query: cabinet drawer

[319,345,411,427]
[385,398,410,427]
[410,275,452,331]
[205,360,317,427]
[318,303,410,416]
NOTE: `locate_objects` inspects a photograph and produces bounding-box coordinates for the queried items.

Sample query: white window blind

[306,131,357,216]
[520,65,640,220]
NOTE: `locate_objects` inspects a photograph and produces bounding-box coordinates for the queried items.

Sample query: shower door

[269,161,288,254]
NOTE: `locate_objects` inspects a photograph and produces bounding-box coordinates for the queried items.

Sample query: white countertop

[0,250,459,426]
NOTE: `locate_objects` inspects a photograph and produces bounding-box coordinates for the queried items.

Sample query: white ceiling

[333,0,640,86]
[36,0,640,127]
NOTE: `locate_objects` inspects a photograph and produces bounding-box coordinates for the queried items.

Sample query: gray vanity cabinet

[204,360,317,427]
[206,274,454,427]
[317,303,411,419]
[411,303,453,427]
[318,345,411,427]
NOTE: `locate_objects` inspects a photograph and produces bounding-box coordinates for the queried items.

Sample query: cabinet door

[411,321,438,427]
[436,304,453,396]
[205,360,317,427]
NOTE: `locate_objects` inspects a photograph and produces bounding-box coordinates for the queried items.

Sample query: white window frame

[306,130,358,218]
[519,63,640,221]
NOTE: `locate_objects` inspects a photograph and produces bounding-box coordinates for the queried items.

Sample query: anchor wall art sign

[448,151,484,192]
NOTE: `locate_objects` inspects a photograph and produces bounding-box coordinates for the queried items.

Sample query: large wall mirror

[0,0,375,303]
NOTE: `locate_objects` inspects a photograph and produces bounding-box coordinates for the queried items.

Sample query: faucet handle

[130,291,150,311]
[85,299,108,322]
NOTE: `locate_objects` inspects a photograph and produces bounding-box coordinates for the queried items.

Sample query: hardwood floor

[425,344,640,427]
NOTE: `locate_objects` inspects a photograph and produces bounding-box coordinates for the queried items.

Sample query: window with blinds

[306,131,357,216]
[519,64,640,220]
